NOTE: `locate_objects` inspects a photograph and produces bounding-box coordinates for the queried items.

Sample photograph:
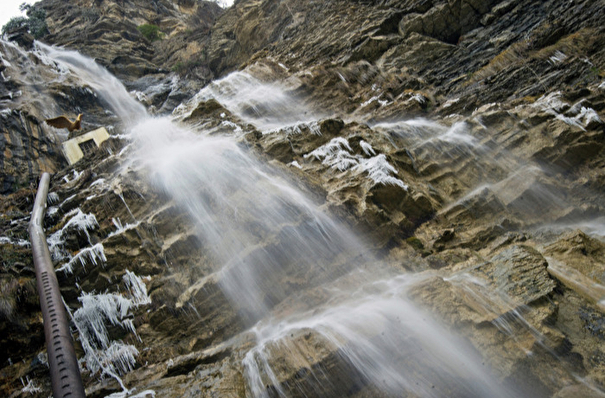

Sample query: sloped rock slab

[481,245,556,305]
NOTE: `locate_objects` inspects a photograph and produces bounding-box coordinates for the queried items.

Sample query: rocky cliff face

[40,0,223,79]
[2,0,605,397]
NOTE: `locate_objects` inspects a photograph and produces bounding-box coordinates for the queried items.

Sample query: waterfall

[174,70,323,132]
[35,43,554,398]
[35,42,147,124]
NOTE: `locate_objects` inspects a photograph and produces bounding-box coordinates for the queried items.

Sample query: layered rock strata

[1,0,605,397]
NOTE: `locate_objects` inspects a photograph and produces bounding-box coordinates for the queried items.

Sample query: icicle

[117,192,137,222]
[325,150,358,171]
[57,243,107,274]
[105,389,156,398]
[555,106,602,131]
[220,120,243,134]
[123,270,151,306]
[75,293,128,349]
[360,94,383,108]
[360,140,376,156]
[107,218,141,238]
[65,298,129,388]
[103,341,139,374]
[63,208,99,236]
[47,192,60,204]
[264,120,321,136]
[20,377,42,394]
[47,208,99,261]
[354,154,408,190]
[69,275,151,378]
[304,137,359,171]
[122,319,141,342]
[90,178,107,188]
[532,91,568,114]
[406,93,426,105]
[0,236,30,247]
[113,217,124,231]
[308,121,321,135]
[305,137,352,160]
[577,106,602,126]
[60,169,83,184]
[548,50,567,65]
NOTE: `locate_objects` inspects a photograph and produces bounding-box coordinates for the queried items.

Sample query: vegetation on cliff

[137,24,163,42]
[1,3,48,39]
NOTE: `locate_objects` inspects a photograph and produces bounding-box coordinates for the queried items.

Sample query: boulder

[484,245,556,305]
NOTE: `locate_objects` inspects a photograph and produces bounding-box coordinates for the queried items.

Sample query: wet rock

[318,118,345,136]
[490,167,567,220]
[2,0,605,396]
[185,98,227,121]
[408,268,572,395]
[247,329,367,398]
[484,245,556,305]
[554,384,605,398]
[164,344,233,378]
[544,231,605,284]
[442,188,507,223]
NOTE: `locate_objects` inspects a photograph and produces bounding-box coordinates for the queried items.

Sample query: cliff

[1,0,605,397]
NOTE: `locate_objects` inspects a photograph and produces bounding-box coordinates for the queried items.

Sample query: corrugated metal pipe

[28,172,86,398]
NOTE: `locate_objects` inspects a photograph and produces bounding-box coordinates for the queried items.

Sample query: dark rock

[5,26,35,49]
[318,119,345,136]
[399,0,500,45]
[432,228,455,250]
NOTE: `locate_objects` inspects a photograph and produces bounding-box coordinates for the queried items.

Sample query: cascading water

[175,70,323,132]
[128,117,372,322]
[35,42,147,124]
[126,117,515,395]
[34,43,590,398]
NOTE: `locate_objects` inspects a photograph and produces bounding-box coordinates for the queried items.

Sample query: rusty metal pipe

[28,172,86,398]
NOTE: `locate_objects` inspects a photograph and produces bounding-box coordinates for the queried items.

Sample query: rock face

[1,0,605,397]
[0,109,64,194]
[481,245,556,305]
[0,38,111,195]
[40,0,223,80]
[36,0,224,115]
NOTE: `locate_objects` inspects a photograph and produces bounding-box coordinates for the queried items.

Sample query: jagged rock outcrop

[1,0,605,397]
[36,0,224,115]
[39,0,223,79]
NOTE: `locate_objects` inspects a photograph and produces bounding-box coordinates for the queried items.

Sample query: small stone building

[62,127,110,165]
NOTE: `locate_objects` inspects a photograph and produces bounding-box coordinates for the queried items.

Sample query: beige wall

[62,127,110,165]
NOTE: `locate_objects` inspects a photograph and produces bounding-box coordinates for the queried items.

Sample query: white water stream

[20,41,589,397]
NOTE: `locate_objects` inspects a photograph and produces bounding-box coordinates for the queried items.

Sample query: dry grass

[532,28,598,61]
[468,41,530,84]
[0,278,19,320]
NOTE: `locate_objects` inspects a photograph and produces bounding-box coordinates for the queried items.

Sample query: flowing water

[25,42,598,397]
[175,70,323,132]
[35,42,147,124]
